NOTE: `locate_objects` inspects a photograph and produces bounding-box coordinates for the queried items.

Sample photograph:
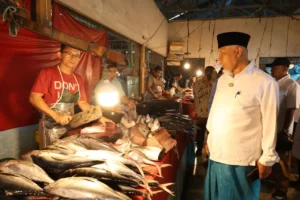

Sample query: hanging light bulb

[95,80,119,107]
[184,12,190,70]
[196,70,202,76]
[184,62,190,69]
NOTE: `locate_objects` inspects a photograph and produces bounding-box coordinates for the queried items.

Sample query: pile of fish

[0,135,174,200]
[121,114,178,154]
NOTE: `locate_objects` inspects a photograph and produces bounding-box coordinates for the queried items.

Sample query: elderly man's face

[218,46,238,71]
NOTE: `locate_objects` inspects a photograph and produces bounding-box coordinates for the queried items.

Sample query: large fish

[127,149,171,178]
[92,161,152,195]
[61,135,120,153]
[44,177,131,200]
[31,152,104,174]
[0,172,43,192]
[60,167,140,186]
[21,150,65,161]
[132,145,166,161]
[0,160,53,184]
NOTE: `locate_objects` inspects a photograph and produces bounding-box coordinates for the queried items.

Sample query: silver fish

[0,160,53,184]
[61,135,120,153]
[132,145,165,161]
[92,161,152,195]
[127,149,171,178]
[0,172,43,191]
[44,177,131,200]
[31,152,104,174]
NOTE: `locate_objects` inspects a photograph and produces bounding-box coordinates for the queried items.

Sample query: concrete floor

[181,155,300,200]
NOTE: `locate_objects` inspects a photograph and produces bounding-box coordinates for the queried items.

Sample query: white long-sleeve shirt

[277,75,300,134]
[207,61,279,166]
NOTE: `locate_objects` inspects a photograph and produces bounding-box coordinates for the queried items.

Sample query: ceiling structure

[155,0,300,21]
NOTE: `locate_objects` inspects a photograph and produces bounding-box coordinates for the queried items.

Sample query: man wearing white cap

[204,32,279,200]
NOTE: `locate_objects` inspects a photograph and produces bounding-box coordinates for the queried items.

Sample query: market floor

[182,155,300,200]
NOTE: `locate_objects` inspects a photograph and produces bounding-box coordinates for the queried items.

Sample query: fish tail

[134,162,145,177]
[158,183,175,196]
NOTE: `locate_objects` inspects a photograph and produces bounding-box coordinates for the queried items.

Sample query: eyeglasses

[108,69,117,73]
[63,51,81,60]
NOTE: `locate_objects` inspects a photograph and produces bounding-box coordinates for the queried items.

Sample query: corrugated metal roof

[154,0,300,21]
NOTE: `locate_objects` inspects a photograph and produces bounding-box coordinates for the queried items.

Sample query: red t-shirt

[31,66,87,104]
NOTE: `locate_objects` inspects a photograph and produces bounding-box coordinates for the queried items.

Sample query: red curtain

[0,2,108,131]
[0,21,60,131]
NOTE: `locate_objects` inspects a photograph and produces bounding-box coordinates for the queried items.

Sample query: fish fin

[160,164,172,168]
[158,183,175,196]
[151,190,163,195]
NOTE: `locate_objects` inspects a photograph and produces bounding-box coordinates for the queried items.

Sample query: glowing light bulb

[289,64,294,69]
[184,62,190,69]
[196,70,203,76]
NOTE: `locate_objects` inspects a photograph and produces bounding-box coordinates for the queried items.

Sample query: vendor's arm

[77,101,92,111]
[29,92,71,125]
[146,76,159,99]
[146,85,159,99]
[258,80,280,178]
[120,96,136,109]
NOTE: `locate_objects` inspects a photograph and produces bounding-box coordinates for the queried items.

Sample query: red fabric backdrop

[0,2,108,131]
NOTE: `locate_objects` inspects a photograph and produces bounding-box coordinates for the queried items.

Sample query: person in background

[189,76,197,88]
[144,65,166,101]
[169,73,183,97]
[193,66,216,156]
[269,57,300,199]
[205,32,279,200]
[30,44,111,148]
[94,62,136,109]
[208,67,223,112]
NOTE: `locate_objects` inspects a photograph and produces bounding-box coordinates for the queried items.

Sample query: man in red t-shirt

[29,44,110,147]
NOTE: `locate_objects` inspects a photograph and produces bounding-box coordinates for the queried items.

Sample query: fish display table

[132,130,190,200]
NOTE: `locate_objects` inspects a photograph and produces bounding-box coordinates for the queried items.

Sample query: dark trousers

[272,150,290,193]
[196,117,208,154]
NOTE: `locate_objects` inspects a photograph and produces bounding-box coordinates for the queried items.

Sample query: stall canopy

[0,2,108,131]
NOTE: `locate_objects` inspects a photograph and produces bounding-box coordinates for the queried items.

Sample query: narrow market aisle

[182,154,300,200]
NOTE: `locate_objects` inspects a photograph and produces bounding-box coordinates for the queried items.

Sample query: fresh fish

[31,153,104,174]
[0,160,53,184]
[92,161,152,195]
[73,149,145,177]
[61,135,120,153]
[52,140,88,152]
[132,145,166,161]
[4,190,50,197]
[61,167,140,186]
[21,150,65,161]
[117,185,162,200]
[44,144,76,155]
[0,172,43,192]
[44,177,131,200]
[74,150,122,159]
[127,149,171,177]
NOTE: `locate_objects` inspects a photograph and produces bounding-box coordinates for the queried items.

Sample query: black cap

[268,57,291,68]
[217,32,250,49]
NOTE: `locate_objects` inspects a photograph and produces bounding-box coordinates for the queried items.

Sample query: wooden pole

[36,0,52,27]
[140,45,145,96]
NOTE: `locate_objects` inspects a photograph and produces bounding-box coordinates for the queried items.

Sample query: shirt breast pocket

[235,93,258,108]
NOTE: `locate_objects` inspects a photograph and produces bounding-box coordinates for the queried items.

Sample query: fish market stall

[0,102,194,200]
